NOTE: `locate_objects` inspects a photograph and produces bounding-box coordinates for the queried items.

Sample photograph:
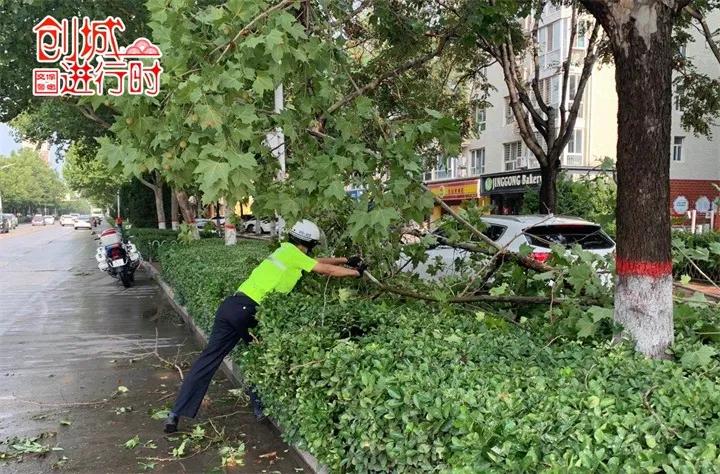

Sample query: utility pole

[266,84,286,237]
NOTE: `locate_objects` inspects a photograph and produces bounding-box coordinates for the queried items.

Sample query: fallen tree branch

[673,243,720,292]
[364,270,599,305]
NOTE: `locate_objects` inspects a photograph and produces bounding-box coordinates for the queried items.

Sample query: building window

[575,20,587,48]
[475,106,486,133]
[679,44,687,58]
[568,75,577,98]
[470,148,485,176]
[539,75,560,106]
[539,21,562,68]
[674,84,684,111]
[672,136,684,162]
[504,141,523,171]
[565,129,583,165]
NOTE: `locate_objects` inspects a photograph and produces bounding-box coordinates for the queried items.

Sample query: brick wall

[670,179,720,229]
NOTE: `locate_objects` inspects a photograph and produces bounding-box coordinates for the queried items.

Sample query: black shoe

[164,413,179,433]
[248,390,266,421]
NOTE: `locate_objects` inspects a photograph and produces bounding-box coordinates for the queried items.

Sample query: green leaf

[150,408,170,421]
[575,318,597,338]
[194,159,230,200]
[124,435,140,450]
[587,306,613,323]
[680,344,717,369]
[227,151,256,170]
[252,73,274,96]
[235,105,259,124]
[196,103,222,129]
[680,274,691,285]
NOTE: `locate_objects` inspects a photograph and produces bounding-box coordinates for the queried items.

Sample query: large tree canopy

[0,148,66,212]
[63,140,127,207]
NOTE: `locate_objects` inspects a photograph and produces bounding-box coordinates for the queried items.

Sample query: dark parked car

[0,216,9,233]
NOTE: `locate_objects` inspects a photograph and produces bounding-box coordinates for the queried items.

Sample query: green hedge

[125,227,180,262]
[158,239,270,333]
[157,241,720,473]
[673,231,720,283]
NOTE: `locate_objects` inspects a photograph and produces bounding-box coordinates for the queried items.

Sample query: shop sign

[696,196,711,213]
[481,171,542,195]
[428,180,479,200]
[673,196,689,214]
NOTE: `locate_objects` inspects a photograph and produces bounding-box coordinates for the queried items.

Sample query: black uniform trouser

[172,293,258,418]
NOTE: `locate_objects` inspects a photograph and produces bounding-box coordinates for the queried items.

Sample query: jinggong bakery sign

[482,171,542,195]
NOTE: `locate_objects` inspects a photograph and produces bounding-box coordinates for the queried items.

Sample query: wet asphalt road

[0,224,308,473]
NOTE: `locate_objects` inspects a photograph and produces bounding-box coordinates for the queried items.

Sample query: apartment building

[669,8,720,223]
[425,5,720,223]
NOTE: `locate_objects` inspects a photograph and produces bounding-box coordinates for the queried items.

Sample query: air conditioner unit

[516,156,528,169]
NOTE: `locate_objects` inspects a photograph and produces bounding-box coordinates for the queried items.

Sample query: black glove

[346,255,364,268]
[355,261,368,277]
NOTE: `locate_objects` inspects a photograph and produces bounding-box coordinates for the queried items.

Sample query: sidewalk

[0,225,309,473]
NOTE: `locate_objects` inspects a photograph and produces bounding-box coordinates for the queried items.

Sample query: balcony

[564,153,583,166]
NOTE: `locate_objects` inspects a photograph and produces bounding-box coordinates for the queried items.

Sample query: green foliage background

[0,149,66,213]
[522,171,617,236]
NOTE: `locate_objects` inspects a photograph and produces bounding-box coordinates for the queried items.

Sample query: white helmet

[288,219,321,247]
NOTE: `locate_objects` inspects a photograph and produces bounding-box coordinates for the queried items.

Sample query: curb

[141,262,329,474]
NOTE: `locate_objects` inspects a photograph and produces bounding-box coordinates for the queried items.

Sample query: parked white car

[43,215,56,225]
[399,215,616,279]
[242,217,285,234]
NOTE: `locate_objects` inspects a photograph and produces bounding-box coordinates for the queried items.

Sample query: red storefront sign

[427,179,480,201]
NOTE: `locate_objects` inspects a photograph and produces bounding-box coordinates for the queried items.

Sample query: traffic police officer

[164,220,364,433]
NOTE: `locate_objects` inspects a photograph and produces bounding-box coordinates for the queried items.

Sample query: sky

[0,123,22,156]
[0,122,63,173]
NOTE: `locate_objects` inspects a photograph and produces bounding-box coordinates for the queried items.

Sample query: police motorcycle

[94,228,141,287]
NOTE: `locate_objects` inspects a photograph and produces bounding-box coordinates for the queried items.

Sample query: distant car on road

[90,208,104,222]
[31,214,46,226]
[74,215,92,230]
[43,215,56,225]
[59,215,75,226]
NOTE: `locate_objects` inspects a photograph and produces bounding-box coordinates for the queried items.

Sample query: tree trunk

[137,173,166,229]
[153,185,166,229]
[606,1,675,358]
[538,159,560,214]
[170,188,179,230]
[225,222,237,245]
[175,189,199,239]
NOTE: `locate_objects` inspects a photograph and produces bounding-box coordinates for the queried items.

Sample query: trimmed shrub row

[157,240,720,473]
[125,227,179,262]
